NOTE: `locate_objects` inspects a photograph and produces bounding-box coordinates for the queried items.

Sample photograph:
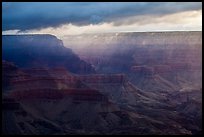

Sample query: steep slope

[2,60,30,92]
[2,35,95,74]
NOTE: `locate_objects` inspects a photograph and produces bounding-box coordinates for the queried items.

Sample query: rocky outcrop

[10,68,126,92]
[6,66,122,103]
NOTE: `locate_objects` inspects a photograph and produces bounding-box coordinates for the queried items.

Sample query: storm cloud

[2,2,202,31]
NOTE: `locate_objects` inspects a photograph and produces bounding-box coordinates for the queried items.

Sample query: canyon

[2,32,202,135]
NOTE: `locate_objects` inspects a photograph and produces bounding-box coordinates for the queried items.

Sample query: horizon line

[2,30,202,36]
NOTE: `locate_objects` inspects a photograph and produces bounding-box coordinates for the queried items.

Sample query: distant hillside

[63,31,202,92]
[63,31,202,73]
[2,34,95,74]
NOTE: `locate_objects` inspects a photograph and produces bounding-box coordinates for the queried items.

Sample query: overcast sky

[2,2,202,37]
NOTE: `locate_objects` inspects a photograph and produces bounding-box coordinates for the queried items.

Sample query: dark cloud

[2,2,202,31]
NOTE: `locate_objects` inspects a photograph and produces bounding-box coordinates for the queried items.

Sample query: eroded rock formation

[2,34,95,74]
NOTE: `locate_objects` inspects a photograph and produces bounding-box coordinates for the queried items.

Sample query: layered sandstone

[10,88,108,102]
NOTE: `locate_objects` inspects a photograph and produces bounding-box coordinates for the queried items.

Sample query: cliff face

[2,60,30,92]
[3,64,112,102]
[3,61,202,135]
[2,34,95,74]
[8,67,126,103]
